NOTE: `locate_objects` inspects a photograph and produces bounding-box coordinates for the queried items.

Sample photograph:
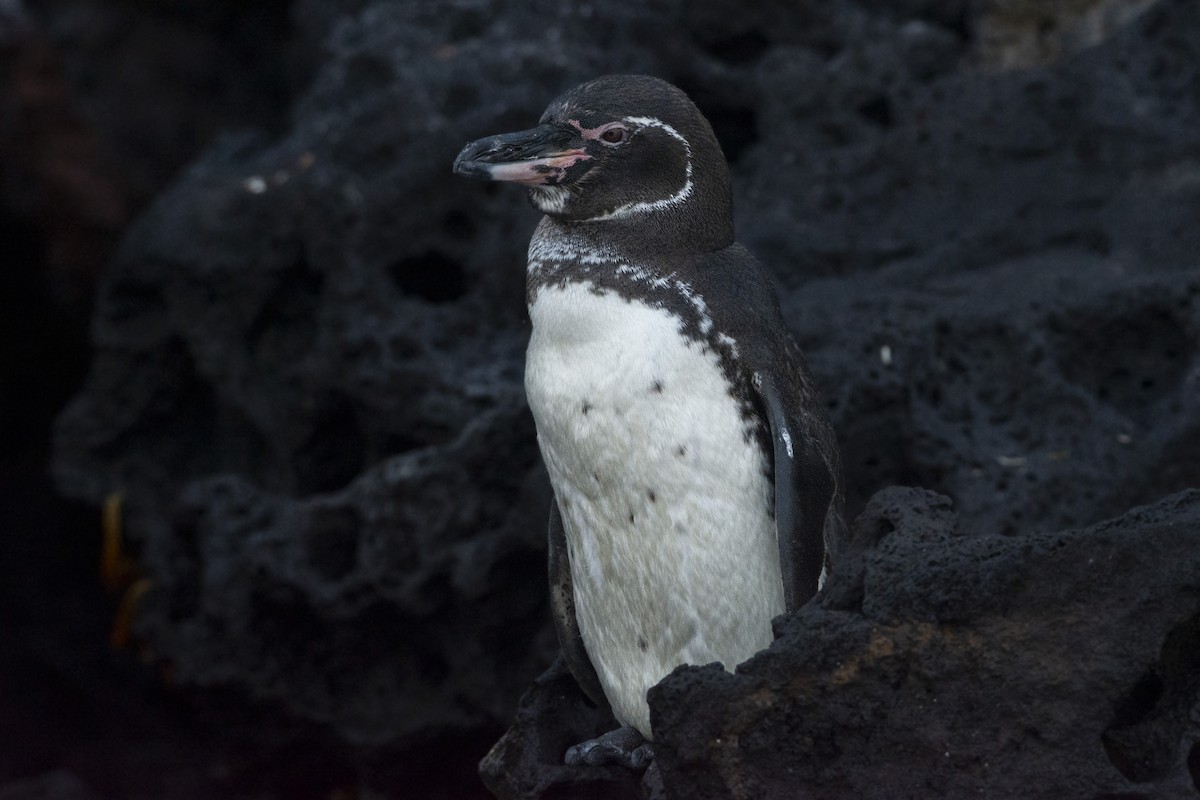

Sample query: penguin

[454,75,843,768]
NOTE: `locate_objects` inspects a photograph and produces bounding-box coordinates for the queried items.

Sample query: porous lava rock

[650,488,1200,799]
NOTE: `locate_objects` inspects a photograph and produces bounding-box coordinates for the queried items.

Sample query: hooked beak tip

[451,147,480,177]
[452,138,494,177]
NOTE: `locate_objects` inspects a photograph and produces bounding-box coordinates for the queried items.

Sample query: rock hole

[1108,669,1166,730]
[857,94,894,128]
[249,255,324,363]
[674,78,759,163]
[293,393,366,495]
[105,277,167,324]
[306,505,363,582]
[857,516,896,548]
[448,8,489,40]
[700,30,770,65]
[442,83,480,116]
[249,579,320,655]
[139,337,222,481]
[943,7,973,44]
[704,103,758,163]
[652,380,664,393]
[344,53,394,94]
[638,637,648,652]
[387,250,468,303]
[165,505,203,622]
[442,210,474,239]
[383,431,424,455]
[1056,305,1191,421]
[1102,610,1200,782]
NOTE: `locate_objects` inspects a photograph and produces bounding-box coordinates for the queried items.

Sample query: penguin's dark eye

[600,127,627,145]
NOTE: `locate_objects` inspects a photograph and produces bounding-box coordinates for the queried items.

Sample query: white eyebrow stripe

[584,115,694,222]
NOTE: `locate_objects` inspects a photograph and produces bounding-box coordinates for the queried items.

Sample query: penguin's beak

[453,123,591,186]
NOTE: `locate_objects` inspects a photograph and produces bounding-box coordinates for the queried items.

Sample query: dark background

[2,0,1198,798]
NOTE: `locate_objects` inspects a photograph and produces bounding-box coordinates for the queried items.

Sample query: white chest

[524,281,783,737]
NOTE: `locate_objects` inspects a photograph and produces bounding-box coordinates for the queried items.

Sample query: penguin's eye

[600,127,628,145]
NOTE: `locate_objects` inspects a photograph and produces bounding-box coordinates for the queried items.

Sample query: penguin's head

[454,75,733,252]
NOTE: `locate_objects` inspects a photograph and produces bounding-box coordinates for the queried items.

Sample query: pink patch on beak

[485,150,590,185]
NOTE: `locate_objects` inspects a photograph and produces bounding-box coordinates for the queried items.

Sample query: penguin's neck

[528,213,726,276]
[529,217,611,268]
[525,217,674,308]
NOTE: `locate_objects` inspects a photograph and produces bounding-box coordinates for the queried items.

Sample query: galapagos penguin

[454,75,843,768]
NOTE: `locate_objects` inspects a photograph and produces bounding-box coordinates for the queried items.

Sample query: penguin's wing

[758,370,835,613]
[548,499,607,707]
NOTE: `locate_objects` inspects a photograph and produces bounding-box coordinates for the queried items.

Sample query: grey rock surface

[651,488,1200,799]
[43,0,1200,796]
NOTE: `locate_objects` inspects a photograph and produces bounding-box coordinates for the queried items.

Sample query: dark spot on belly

[676,445,687,457]
[582,400,592,415]
[638,637,648,652]
[651,380,664,393]
[648,490,656,502]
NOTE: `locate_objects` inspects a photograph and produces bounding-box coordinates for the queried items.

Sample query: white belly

[525,281,783,738]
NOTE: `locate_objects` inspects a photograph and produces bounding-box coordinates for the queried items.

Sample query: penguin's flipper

[759,371,834,613]
[548,499,607,707]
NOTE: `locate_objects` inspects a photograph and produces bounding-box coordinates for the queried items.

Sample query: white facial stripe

[584,115,694,222]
